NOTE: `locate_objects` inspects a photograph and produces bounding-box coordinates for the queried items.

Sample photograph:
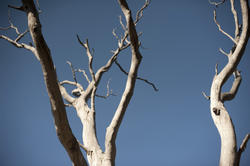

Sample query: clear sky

[0,0,249,166]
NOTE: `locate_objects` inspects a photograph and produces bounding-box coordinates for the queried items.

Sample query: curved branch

[221,70,241,102]
[59,84,76,104]
[213,9,237,44]
[105,0,143,161]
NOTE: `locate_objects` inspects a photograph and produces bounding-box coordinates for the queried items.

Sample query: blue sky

[0,0,249,165]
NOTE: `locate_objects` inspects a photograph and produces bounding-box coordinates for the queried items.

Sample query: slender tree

[205,0,249,165]
[0,0,155,165]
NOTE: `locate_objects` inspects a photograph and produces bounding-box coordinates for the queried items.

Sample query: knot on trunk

[213,107,220,116]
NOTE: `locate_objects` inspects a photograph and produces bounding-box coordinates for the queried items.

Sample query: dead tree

[205,0,249,165]
[0,0,155,165]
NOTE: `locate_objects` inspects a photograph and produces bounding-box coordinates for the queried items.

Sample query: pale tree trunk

[1,0,152,165]
[207,0,250,165]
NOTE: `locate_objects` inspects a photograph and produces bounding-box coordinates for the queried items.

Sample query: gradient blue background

[0,0,249,165]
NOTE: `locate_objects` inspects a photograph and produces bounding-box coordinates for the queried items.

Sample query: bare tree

[0,0,155,165]
[204,0,249,165]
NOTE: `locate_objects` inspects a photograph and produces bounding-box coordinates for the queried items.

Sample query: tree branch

[105,0,144,161]
[221,70,241,102]
[135,0,150,25]
[76,69,91,84]
[239,134,250,154]
[95,79,116,99]
[19,0,87,165]
[59,84,76,104]
[236,134,250,165]
[230,0,240,38]
[202,91,210,100]
[213,9,237,44]
[0,34,39,60]
[67,61,78,83]
[77,35,96,82]
[115,60,158,91]
[209,0,226,7]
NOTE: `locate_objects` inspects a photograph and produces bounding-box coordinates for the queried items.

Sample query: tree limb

[0,34,39,60]
[236,134,250,166]
[135,0,150,25]
[105,0,144,161]
[221,70,241,102]
[59,84,76,104]
[213,9,237,44]
[20,0,87,165]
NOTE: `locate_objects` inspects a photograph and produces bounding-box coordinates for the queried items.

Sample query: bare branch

[7,5,25,12]
[213,9,237,44]
[60,80,84,92]
[209,0,226,7]
[7,9,20,34]
[115,60,158,91]
[96,79,116,99]
[67,61,78,83]
[215,63,218,75]
[59,84,76,104]
[208,0,249,165]
[135,0,150,25]
[119,15,126,31]
[236,133,250,165]
[230,0,240,38]
[239,134,250,153]
[219,48,230,56]
[221,70,241,102]
[105,0,144,159]
[202,91,211,100]
[0,35,39,60]
[77,35,96,82]
[15,29,29,42]
[112,28,119,40]
[91,83,97,112]
[76,69,91,84]
[77,140,92,154]
[36,0,42,13]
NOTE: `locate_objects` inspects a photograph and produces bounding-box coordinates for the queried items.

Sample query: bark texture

[208,0,249,165]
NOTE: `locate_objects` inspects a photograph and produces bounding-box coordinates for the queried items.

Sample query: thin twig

[219,48,230,56]
[202,91,211,100]
[115,60,158,91]
[215,63,218,75]
[77,69,91,84]
[77,35,96,82]
[213,9,237,44]
[239,134,250,153]
[67,61,78,83]
[95,79,116,99]
[209,0,226,7]
[135,0,150,25]
[15,29,29,42]
[230,0,240,38]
